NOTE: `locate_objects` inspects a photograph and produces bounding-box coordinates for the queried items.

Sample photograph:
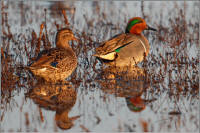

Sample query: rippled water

[1,1,199,132]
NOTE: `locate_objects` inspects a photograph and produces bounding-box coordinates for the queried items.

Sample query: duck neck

[56,41,71,49]
[126,29,143,35]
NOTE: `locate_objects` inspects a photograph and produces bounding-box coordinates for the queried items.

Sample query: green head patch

[125,19,142,33]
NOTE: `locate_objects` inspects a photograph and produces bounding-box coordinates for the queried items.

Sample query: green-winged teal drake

[94,17,157,67]
[29,28,78,83]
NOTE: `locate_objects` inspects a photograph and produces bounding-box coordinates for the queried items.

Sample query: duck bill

[72,37,79,42]
[146,25,157,31]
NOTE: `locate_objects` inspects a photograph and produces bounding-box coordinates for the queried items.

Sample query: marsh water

[1,1,199,132]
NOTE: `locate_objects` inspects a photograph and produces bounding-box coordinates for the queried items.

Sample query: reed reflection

[49,1,75,18]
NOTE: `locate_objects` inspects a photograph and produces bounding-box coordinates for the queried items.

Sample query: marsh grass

[1,1,199,132]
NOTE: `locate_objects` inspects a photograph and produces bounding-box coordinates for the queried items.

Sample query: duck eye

[126,19,143,33]
[62,34,69,38]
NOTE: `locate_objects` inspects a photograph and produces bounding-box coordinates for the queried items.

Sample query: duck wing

[94,33,136,60]
[30,48,72,69]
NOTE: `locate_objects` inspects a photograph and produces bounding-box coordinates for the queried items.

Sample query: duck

[94,17,157,67]
[29,28,78,83]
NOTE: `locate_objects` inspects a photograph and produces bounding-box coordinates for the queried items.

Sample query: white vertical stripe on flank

[139,39,147,53]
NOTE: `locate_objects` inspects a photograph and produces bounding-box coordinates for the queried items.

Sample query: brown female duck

[29,28,78,82]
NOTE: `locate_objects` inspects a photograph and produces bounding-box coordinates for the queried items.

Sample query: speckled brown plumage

[29,28,78,83]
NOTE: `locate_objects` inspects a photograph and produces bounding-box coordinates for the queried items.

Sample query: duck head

[125,17,157,34]
[126,96,146,112]
[56,28,78,49]
[55,109,73,130]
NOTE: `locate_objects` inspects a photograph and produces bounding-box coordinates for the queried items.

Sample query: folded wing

[94,33,136,61]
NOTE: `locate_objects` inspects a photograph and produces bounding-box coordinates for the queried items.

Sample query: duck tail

[14,65,35,80]
[17,65,30,70]
[92,54,99,57]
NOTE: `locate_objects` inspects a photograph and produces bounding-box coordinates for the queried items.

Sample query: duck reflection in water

[126,96,146,112]
[27,82,79,130]
[97,66,149,112]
